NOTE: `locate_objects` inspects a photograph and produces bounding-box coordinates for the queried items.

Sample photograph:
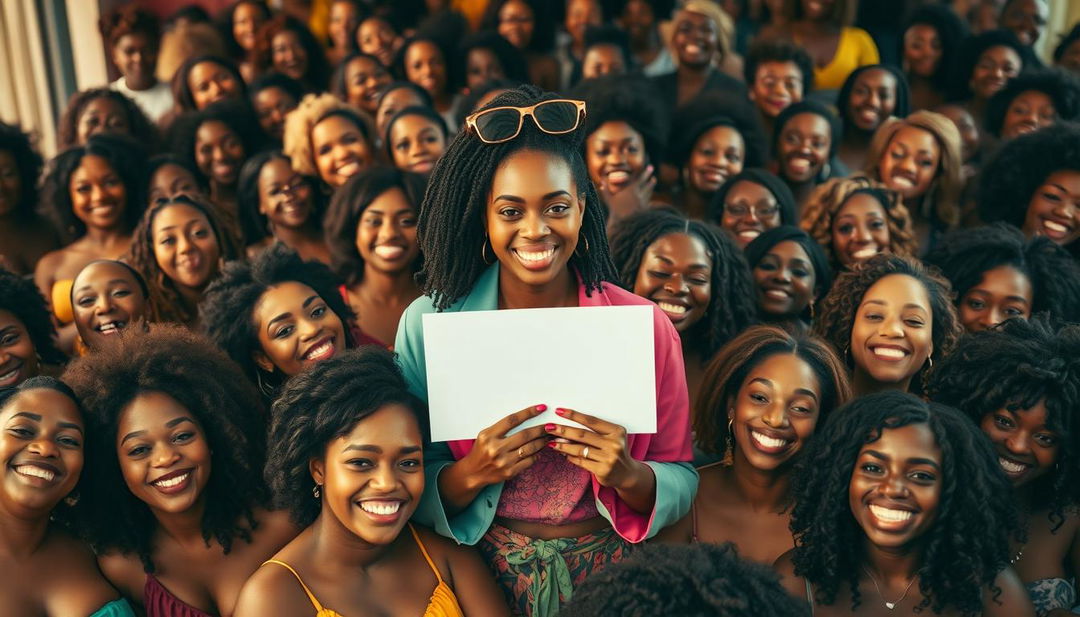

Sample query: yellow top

[51,279,75,324]
[262,525,465,617]
[799,27,880,91]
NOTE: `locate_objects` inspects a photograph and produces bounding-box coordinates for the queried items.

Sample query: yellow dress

[263,525,465,617]
[799,27,880,91]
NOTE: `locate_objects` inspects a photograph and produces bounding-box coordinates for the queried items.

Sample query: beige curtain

[0,0,58,157]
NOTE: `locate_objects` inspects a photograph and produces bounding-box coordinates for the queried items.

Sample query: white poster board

[423,305,657,442]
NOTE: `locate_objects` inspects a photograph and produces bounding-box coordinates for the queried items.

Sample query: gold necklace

[862,565,917,610]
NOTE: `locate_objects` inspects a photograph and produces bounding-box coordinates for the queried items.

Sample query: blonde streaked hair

[674,0,734,66]
[282,93,375,179]
[864,111,964,229]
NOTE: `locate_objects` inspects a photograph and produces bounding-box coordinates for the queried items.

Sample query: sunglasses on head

[464,99,587,144]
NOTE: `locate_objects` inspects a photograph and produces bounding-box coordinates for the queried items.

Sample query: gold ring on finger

[517,447,524,459]
[582,446,590,460]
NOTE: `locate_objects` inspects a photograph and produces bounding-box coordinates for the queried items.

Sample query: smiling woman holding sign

[394,85,697,616]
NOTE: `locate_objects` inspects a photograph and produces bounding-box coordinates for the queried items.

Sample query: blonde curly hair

[864,111,963,229]
[799,175,917,269]
[282,93,375,180]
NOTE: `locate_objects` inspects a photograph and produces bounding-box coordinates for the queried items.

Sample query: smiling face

[632,232,712,332]
[850,274,933,390]
[253,281,347,376]
[150,203,221,293]
[0,311,39,389]
[311,115,372,188]
[253,86,298,142]
[565,0,601,46]
[187,61,240,110]
[344,56,391,114]
[258,157,314,231]
[404,41,447,99]
[730,352,822,471]
[1000,0,1047,47]
[721,180,782,248]
[195,120,245,188]
[357,17,398,67]
[232,2,265,52]
[981,400,1058,487]
[586,121,646,194]
[778,112,830,184]
[0,388,83,518]
[753,240,815,317]
[271,30,308,81]
[328,0,360,51]
[1001,89,1056,140]
[903,24,942,78]
[116,391,212,516]
[497,0,535,50]
[70,154,127,231]
[958,265,1032,332]
[878,126,940,200]
[388,114,446,175]
[76,97,130,146]
[1022,170,1080,246]
[687,125,745,194]
[376,88,426,140]
[672,10,718,69]
[112,33,157,90]
[849,422,941,551]
[148,163,200,206]
[832,192,890,268]
[72,261,148,350]
[750,61,804,118]
[970,45,1022,101]
[310,404,423,546]
[486,149,585,291]
[466,47,506,91]
[355,187,420,275]
[848,68,898,133]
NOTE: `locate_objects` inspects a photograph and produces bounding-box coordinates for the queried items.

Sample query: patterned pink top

[496,448,599,524]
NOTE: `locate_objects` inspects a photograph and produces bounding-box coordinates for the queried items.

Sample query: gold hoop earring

[255,370,275,398]
[481,237,495,265]
[312,484,321,499]
[722,414,735,465]
[576,236,589,256]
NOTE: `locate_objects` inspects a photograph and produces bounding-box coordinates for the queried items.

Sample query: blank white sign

[422,305,657,442]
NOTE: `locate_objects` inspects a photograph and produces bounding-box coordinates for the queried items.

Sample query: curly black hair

[708,168,799,227]
[323,167,426,287]
[330,52,386,102]
[836,65,911,135]
[571,73,669,170]
[984,68,1080,138]
[563,542,810,617]
[0,268,64,365]
[667,91,767,171]
[200,243,356,395]
[924,223,1080,325]
[41,133,148,243]
[480,0,557,54]
[170,55,248,114]
[458,31,530,88]
[249,72,306,108]
[582,25,634,75]
[743,38,814,96]
[789,390,1019,616]
[56,88,159,152]
[743,225,833,317]
[252,15,331,92]
[948,29,1028,102]
[0,121,44,221]
[608,207,756,360]
[265,346,424,526]
[416,85,616,310]
[236,149,323,246]
[926,315,1080,529]
[977,122,1080,255]
[899,4,968,91]
[167,99,266,188]
[215,1,271,61]
[62,324,267,572]
[813,253,962,374]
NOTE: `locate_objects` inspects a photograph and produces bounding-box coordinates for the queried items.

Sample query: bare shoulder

[233,558,314,617]
[252,509,303,546]
[983,567,1035,617]
[772,549,806,598]
[97,550,146,600]
[38,531,125,617]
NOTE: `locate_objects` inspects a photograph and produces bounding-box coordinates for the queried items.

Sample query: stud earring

[64,492,80,507]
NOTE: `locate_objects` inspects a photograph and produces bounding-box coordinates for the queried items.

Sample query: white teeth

[891,176,915,189]
[657,302,687,314]
[765,289,789,300]
[788,159,811,173]
[153,472,189,488]
[852,248,879,259]
[872,347,907,359]
[360,501,401,515]
[1044,220,1068,233]
[515,248,555,262]
[0,368,19,383]
[999,457,1028,474]
[607,171,630,183]
[304,341,335,361]
[337,162,361,177]
[751,430,791,450]
[374,245,405,260]
[869,504,913,522]
[738,230,760,239]
[15,465,55,482]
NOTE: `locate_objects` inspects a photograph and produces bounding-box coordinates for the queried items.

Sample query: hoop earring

[808,301,815,321]
[312,484,321,499]
[722,414,735,465]
[575,236,590,256]
[818,161,832,183]
[927,355,933,369]
[255,370,275,398]
[480,237,495,265]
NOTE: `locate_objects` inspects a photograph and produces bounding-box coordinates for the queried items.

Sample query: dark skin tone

[246,157,331,266]
[0,149,57,275]
[671,11,723,107]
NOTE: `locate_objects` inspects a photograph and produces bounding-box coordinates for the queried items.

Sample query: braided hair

[416,85,616,310]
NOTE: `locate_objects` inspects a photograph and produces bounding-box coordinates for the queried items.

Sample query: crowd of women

[1,0,1079,615]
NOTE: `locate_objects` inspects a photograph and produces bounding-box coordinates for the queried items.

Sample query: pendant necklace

[862,565,917,610]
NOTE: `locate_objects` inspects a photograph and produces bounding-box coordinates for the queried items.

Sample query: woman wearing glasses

[395,86,697,616]
[708,169,799,250]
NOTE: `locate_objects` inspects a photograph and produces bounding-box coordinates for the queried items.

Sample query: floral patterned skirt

[477,522,633,617]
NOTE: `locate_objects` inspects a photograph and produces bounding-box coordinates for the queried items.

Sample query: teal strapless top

[90,598,136,617]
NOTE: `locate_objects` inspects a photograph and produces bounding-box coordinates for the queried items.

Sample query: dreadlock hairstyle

[813,253,962,379]
[170,55,247,114]
[63,324,267,572]
[416,85,616,310]
[562,542,810,617]
[799,176,916,270]
[127,194,240,325]
[324,167,426,287]
[0,121,44,222]
[927,315,1080,530]
[923,223,1080,326]
[266,346,424,526]
[836,65,911,136]
[608,207,756,360]
[708,168,798,228]
[200,243,356,398]
[788,391,1019,616]
[694,324,850,458]
[236,149,324,247]
[0,268,65,366]
[41,133,148,244]
[984,68,1080,139]
[56,88,160,152]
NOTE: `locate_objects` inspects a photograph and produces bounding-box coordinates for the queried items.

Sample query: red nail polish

[536,404,547,412]
[555,408,566,416]
[545,423,556,431]
[547,441,557,448]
